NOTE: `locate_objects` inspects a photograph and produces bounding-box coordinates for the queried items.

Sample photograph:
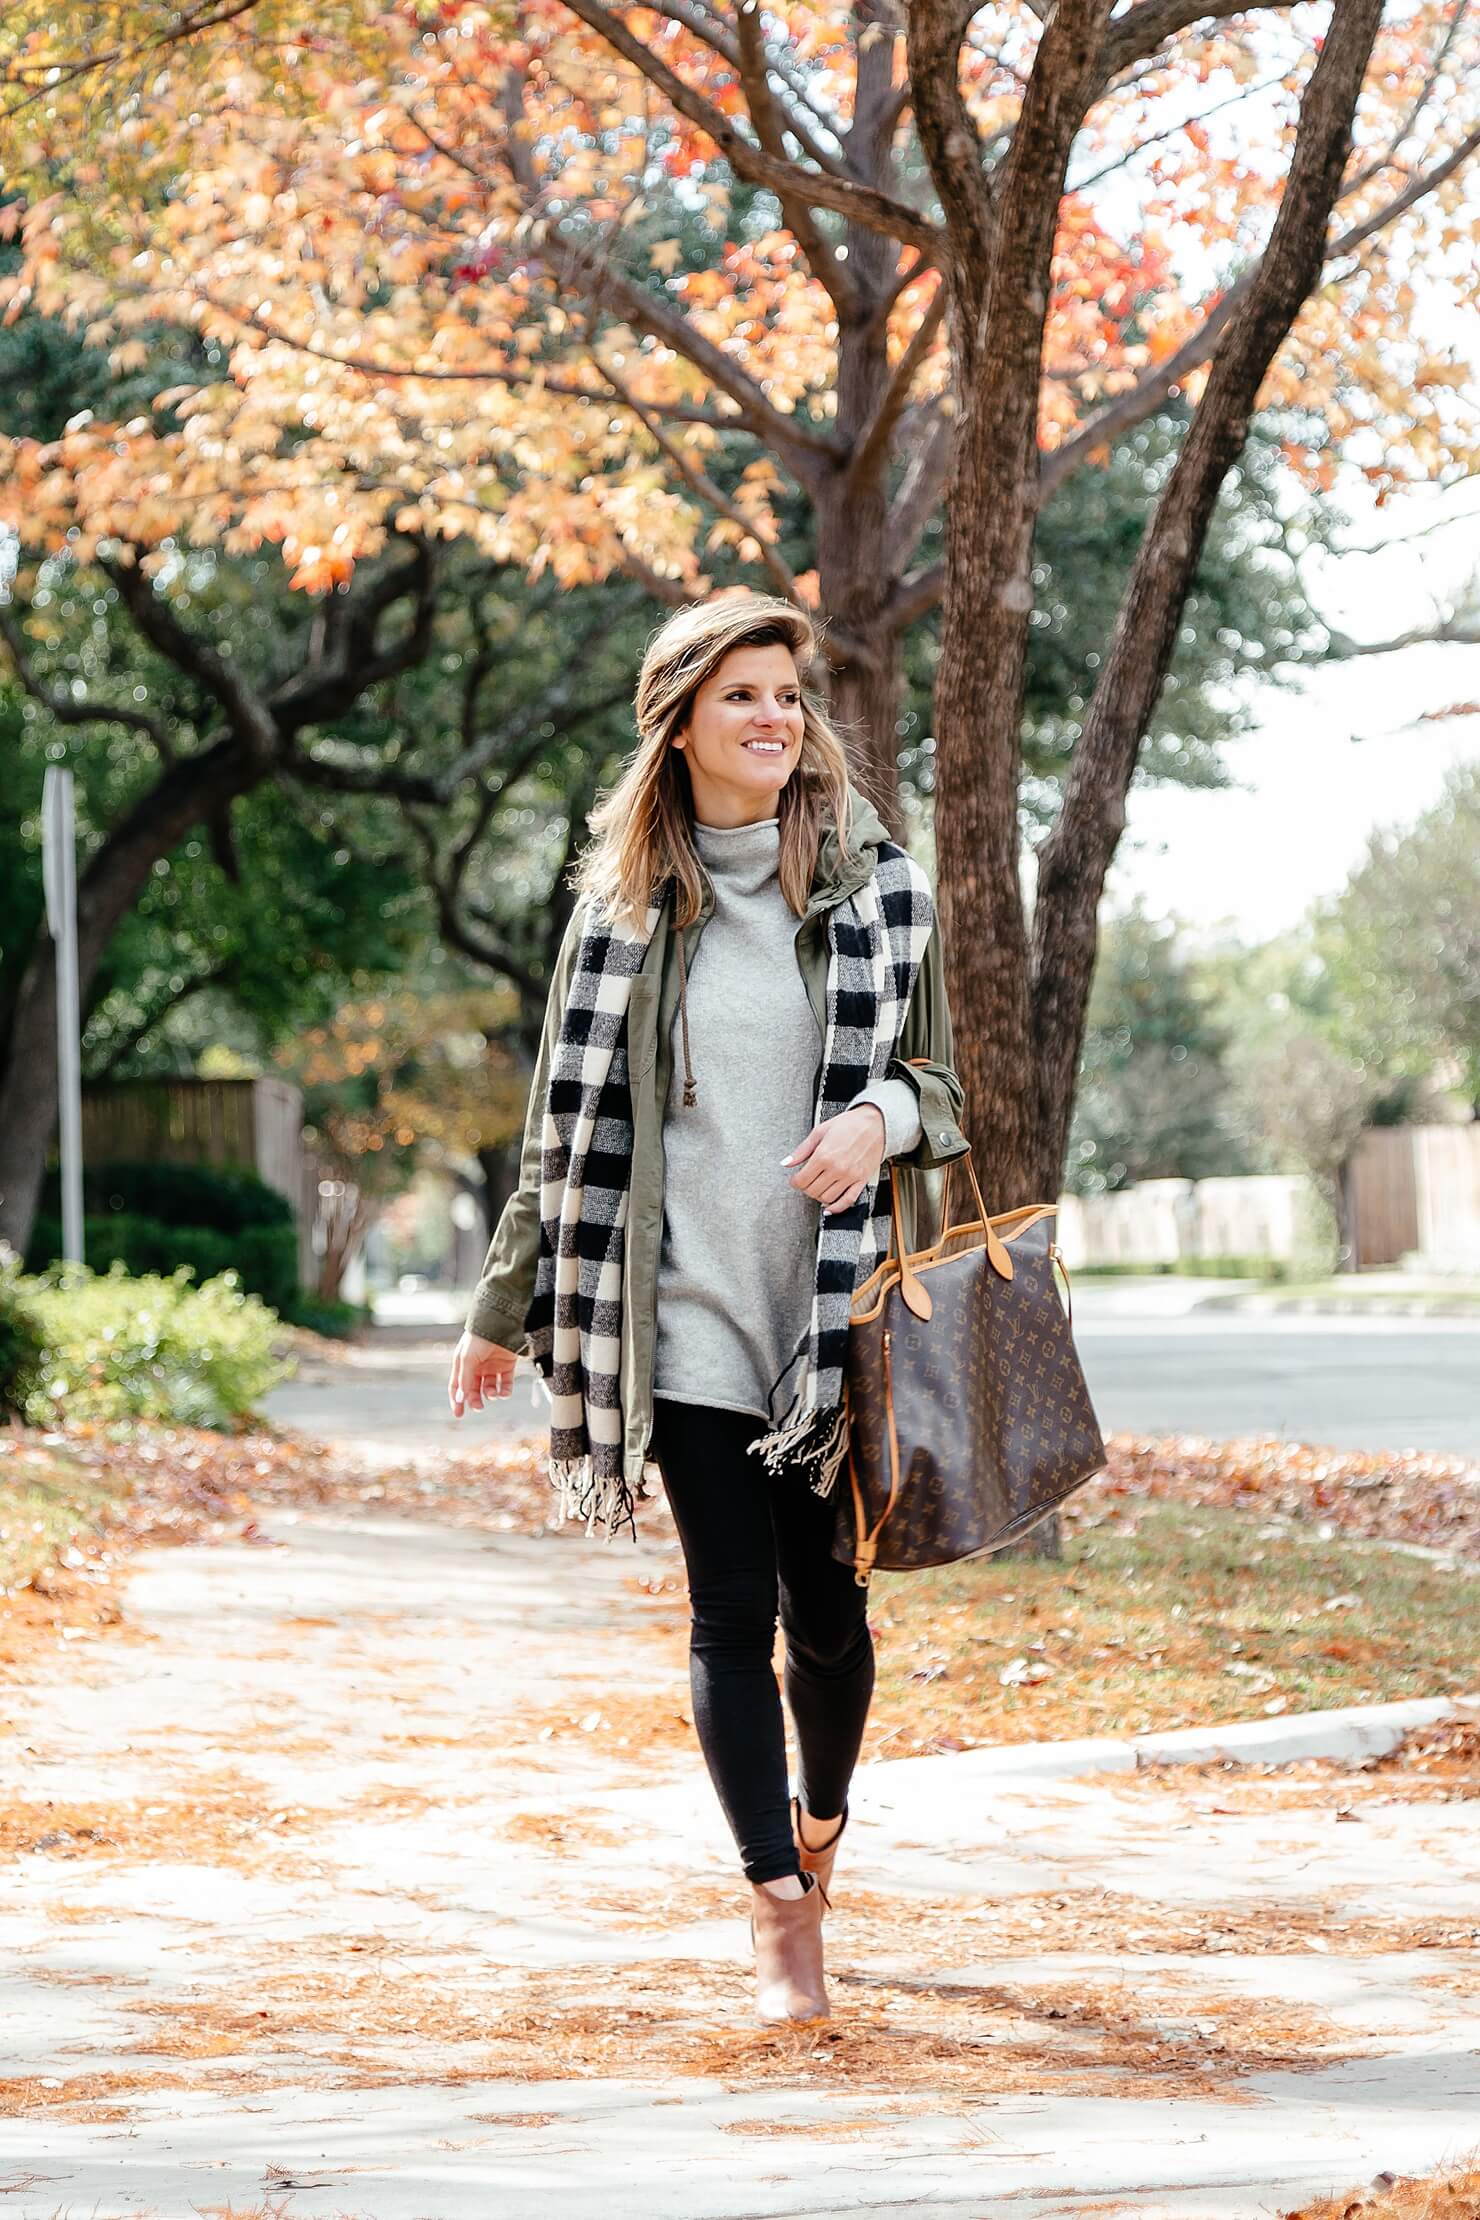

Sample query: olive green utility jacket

[464,786,970,1505]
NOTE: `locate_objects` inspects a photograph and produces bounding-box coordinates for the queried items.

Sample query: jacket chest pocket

[625,968,661,1081]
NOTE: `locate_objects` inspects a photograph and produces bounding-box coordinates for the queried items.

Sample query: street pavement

[265,1288,1480,1465]
[1072,1307,1480,1458]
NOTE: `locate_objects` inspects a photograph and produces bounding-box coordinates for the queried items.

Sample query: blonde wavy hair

[570,593,859,932]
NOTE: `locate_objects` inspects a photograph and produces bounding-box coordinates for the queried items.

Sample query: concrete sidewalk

[3,1492,1478,2220]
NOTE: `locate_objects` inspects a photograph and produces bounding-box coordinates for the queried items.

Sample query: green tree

[1315,763,1480,1116]
[1067,906,1247,1196]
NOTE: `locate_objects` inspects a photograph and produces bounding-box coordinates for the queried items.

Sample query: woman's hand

[782,1103,887,1214]
[448,1330,519,1417]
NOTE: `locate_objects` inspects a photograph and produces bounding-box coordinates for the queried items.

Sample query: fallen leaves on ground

[1089,1434,1479,1560]
[6,1951,1351,2116]
[0,1418,577,1679]
[862,1498,1477,1756]
[1281,2162,1480,2219]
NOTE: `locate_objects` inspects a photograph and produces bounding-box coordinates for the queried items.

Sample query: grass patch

[0,1439,122,1591]
[863,1497,1477,1757]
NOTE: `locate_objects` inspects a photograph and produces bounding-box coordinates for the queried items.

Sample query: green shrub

[279,1290,372,1339]
[16,1259,290,1428]
[28,1209,298,1315]
[37,1158,294,1235]
[0,1262,48,1419]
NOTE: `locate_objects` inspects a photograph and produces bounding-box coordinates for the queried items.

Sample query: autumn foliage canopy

[2,0,1475,597]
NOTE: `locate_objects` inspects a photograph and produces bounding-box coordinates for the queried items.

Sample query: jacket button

[936,1131,950,1145]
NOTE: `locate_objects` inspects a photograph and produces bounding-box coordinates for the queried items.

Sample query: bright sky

[1107,477,1480,943]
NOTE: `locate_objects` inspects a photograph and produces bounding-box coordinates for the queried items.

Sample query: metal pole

[41,765,85,1265]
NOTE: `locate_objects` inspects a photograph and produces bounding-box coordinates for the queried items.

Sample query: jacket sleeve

[463,901,587,1350]
[878,913,970,1171]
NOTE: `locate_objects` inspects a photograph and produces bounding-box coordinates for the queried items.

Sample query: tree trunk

[911,0,1382,1216]
[1027,0,1384,1200]
[0,947,65,1260]
[0,731,262,1256]
[820,583,904,831]
[909,0,1112,1210]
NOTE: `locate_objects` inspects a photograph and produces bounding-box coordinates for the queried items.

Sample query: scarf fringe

[548,1454,637,1544]
[746,1395,850,1500]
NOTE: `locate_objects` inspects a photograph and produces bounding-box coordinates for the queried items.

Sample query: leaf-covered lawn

[1280,2164,1480,2219]
[863,1494,1477,1756]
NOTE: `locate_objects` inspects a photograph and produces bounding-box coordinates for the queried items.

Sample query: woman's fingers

[448,1336,517,1415]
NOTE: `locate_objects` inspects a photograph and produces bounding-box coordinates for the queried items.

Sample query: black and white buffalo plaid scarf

[522,838,935,1541]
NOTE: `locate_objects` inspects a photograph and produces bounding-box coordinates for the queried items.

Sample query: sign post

[41,765,84,1265]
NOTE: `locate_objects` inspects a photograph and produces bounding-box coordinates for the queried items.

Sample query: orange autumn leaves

[0,1,1475,590]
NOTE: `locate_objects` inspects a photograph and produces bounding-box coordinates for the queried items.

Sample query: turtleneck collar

[675,814,782,1107]
[693,813,780,847]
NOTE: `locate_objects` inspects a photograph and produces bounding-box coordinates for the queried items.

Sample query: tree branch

[100,555,279,763]
[1045,121,1480,497]
[269,538,441,736]
[1,0,264,118]
[907,0,997,305]
[557,0,941,253]
[1031,0,1386,1184]
[89,964,235,1081]
[1097,0,1298,87]
[734,0,859,314]
[593,348,806,606]
[847,282,948,495]
[1327,612,1480,656]
[0,603,175,759]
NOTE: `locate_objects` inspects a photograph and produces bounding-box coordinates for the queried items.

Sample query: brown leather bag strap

[1051,1243,1074,1329]
[849,1328,903,1586]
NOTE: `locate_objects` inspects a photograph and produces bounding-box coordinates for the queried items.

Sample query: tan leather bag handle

[849,1129,1080,1581]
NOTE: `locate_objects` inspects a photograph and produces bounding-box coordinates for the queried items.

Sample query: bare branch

[89,965,234,1081]
[100,554,279,763]
[1327,611,1480,656]
[735,1,859,313]
[535,219,844,484]
[908,0,997,298]
[1,0,264,119]
[557,0,941,253]
[1032,0,1387,1177]
[1098,0,1298,86]
[1046,121,1480,496]
[269,539,441,735]
[847,283,948,494]
[640,0,857,178]
[885,559,944,631]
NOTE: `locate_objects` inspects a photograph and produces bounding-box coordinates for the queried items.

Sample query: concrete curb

[872,1691,1478,1794]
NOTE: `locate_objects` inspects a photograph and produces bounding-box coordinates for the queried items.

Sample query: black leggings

[648,1397,875,1885]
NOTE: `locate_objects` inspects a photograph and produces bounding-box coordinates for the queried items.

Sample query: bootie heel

[749,1871,829,2023]
[791,1796,848,1912]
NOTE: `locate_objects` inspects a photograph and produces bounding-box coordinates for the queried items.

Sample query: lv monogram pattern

[835,1213,1107,1573]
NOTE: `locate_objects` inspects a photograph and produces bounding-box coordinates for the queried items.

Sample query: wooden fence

[79,1076,362,1292]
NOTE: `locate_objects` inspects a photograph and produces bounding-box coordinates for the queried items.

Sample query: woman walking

[447,593,968,2023]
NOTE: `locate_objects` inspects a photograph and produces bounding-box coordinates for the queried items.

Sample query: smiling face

[672,641,806,825]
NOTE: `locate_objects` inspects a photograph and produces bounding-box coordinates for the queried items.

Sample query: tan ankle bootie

[750,1872,829,2023]
[792,1796,848,1912]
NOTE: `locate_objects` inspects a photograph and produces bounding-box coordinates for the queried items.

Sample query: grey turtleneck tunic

[651,813,921,1424]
